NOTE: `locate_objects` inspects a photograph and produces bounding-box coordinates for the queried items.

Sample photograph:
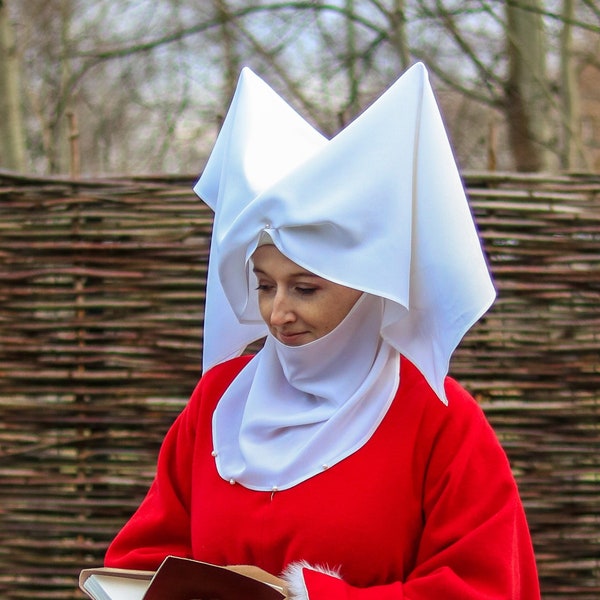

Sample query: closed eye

[296,286,318,295]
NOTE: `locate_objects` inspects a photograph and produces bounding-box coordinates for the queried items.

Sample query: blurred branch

[433,0,501,96]
[489,0,600,32]
[70,2,387,62]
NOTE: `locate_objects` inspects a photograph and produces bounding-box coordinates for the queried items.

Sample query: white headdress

[194,63,495,406]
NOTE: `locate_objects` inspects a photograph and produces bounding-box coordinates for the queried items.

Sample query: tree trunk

[341,0,360,126]
[559,0,586,171]
[390,0,410,71]
[0,0,26,171]
[215,0,240,111]
[53,0,73,174]
[505,0,551,172]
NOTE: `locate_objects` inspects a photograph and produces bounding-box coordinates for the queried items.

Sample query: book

[79,555,287,600]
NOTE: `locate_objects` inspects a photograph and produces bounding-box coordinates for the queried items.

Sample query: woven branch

[0,171,598,599]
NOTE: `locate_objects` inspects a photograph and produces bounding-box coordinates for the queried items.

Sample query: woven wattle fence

[0,171,598,599]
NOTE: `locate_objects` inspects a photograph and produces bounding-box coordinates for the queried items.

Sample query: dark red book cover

[143,557,285,600]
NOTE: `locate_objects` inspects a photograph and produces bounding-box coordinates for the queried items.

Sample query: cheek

[316,292,362,334]
[315,304,350,335]
[257,296,272,324]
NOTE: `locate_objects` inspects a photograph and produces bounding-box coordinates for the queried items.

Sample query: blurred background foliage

[0,0,599,177]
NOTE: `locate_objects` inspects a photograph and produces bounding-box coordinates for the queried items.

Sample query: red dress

[105,356,540,599]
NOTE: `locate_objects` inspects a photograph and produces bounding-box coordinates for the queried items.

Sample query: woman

[105,63,540,599]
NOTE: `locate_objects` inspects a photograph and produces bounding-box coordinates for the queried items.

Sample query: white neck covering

[193,63,496,489]
[212,294,400,491]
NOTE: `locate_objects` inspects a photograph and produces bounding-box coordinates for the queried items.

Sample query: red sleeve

[299,377,540,600]
[103,357,250,570]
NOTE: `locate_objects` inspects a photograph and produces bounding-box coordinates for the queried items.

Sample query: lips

[276,330,309,345]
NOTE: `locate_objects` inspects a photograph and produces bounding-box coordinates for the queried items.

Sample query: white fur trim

[282,561,342,600]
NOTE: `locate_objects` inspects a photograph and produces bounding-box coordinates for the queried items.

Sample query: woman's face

[252,245,362,346]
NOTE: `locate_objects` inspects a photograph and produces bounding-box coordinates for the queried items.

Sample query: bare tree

[214,0,243,105]
[505,0,552,171]
[0,0,26,171]
[4,0,599,175]
[559,0,587,170]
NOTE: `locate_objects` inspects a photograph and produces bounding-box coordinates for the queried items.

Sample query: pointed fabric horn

[194,68,327,371]
[195,63,495,404]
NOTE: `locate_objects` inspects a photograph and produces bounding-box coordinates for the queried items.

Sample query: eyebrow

[252,266,320,278]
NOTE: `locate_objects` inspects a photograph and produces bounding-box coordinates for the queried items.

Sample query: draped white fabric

[194,68,327,371]
[194,63,495,405]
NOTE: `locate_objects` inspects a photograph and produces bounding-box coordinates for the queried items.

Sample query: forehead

[251,245,315,277]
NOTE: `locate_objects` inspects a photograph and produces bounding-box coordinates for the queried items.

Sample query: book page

[83,573,150,600]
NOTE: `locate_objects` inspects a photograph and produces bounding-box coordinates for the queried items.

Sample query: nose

[269,290,296,327]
